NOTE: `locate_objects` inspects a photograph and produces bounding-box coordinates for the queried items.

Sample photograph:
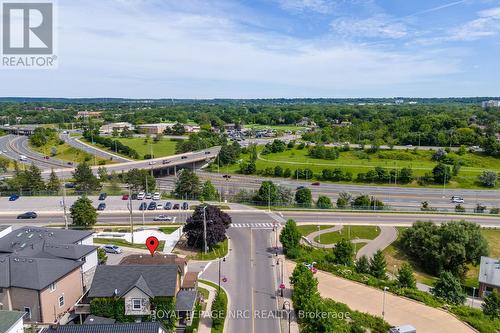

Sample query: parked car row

[136,192,161,200]
[139,201,189,211]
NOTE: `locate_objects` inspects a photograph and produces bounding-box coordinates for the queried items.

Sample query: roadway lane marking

[231,223,277,228]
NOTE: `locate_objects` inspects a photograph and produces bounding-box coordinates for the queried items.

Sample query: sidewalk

[198,282,217,333]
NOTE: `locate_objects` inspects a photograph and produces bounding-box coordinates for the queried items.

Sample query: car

[222,174,231,179]
[311,182,320,186]
[162,160,171,165]
[2,150,7,153]
[67,162,73,166]
[17,211,37,219]
[153,214,173,222]
[296,186,305,190]
[173,203,180,210]
[102,245,122,254]
[44,156,50,160]
[9,194,19,201]
[98,193,107,201]
[149,160,156,165]
[131,193,138,200]
[451,196,464,203]
[181,156,187,159]
[138,202,147,210]
[156,203,164,210]
[405,144,413,148]
[122,194,129,200]
[97,203,106,211]
[152,192,161,200]
[145,193,152,199]
[164,202,172,210]
[182,202,189,210]
[137,192,145,200]
[204,151,211,155]
[64,183,75,189]
[147,202,157,210]
[19,155,27,161]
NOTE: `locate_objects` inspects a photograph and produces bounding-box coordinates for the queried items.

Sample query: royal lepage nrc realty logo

[1,1,57,68]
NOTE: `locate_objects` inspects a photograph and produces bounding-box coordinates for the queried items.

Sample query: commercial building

[478,256,500,298]
[99,122,134,135]
[482,100,500,108]
[136,123,175,135]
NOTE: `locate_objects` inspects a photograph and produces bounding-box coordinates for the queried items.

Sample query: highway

[60,132,132,163]
[158,171,500,212]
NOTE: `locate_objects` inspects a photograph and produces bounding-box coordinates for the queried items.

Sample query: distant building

[0,310,25,333]
[137,123,175,135]
[99,122,134,135]
[478,256,500,298]
[185,125,200,133]
[75,111,102,119]
[296,117,316,127]
[482,100,500,108]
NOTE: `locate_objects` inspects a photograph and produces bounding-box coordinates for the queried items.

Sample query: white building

[482,100,500,108]
[99,122,134,134]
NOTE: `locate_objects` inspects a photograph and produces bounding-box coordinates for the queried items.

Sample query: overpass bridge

[0,125,39,135]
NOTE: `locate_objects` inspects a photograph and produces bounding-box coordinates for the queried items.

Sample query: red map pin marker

[146,236,159,256]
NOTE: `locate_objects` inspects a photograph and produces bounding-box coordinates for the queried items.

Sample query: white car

[451,196,464,204]
[153,215,173,222]
[137,192,145,200]
[156,203,164,210]
[149,160,156,165]
[145,193,152,199]
[19,155,27,161]
[152,192,161,200]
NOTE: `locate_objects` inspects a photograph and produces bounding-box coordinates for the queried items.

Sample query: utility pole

[203,205,208,254]
[62,183,68,230]
[143,176,148,226]
[128,185,134,244]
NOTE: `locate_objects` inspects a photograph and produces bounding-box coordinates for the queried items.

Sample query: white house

[0,310,25,333]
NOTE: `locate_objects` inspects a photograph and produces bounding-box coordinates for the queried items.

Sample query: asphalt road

[201,227,281,333]
[60,132,131,163]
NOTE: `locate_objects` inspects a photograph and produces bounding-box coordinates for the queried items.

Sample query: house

[119,254,187,275]
[184,125,200,133]
[181,272,198,290]
[0,310,25,333]
[478,256,500,298]
[87,265,181,317]
[99,122,134,135]
[0,227,98,324]
[75,112,101,119]
[41,322,169,333]
[137,123,175,135]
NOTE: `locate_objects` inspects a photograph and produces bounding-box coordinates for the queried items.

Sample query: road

[161,171,500,212]
[60,132,131,163]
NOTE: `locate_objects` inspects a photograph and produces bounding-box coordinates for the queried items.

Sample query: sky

[1,0,500,98]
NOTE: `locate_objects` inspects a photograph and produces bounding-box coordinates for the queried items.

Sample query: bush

[211,291,227,329]
[316,195,333,209]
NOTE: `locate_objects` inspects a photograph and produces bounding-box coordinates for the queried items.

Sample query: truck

[389,325,416,333]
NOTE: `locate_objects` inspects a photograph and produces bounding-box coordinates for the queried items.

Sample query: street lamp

[218,257,226,291]
[202,205,208,254]
[382,286,389,319]
[472,287,476,307]
[276,258,285,297]
[282,300,291,333]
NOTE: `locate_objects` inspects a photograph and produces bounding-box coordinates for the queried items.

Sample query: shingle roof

[182,272,198,289]
[175,290,197,312]
[0,255,83,290]
[479,256,500,287]
[82,315,116,325]
[123,275,154,298]
[41,322,167,333]
[0,310,25,333]
[88,265,178,298]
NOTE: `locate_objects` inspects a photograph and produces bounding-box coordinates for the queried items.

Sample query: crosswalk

[230,223,279,229]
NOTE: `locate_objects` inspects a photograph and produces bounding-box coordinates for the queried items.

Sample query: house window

[132,299,142,310]
[49,283,56,292]
[24,307,31,319]
[58,295,64,307]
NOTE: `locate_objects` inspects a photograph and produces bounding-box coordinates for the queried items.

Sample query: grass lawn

[83,136,182,160]
[159,227,180,234]
[212,146,500,189]
[190,239,229,261]
[314,225,381,244]
[297,224,331,236]
[93,238,166,251]
[30,140,112,165]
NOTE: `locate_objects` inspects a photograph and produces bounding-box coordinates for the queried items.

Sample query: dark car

[162,160,171,165]
[296,186,305,190]
[64,183,75,189]
[147,202,157,210]
[17,211,37,219]
[164,202,172,210]
[131,193,138,200]
[98,193,107,201]
[9,194,19,201]
[44,156,50,160]
[181,156,187,159]
[222,174,231,179]
[311,182,321,186]
[139,202,147,211]
[204,151,211,155]
[182,202,189,210]
[97,203,106,211]
[173,203,180,210]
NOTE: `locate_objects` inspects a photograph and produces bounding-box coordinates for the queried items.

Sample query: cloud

[276,0,334,14]
[330,15,408,39]
[448,6,500,41]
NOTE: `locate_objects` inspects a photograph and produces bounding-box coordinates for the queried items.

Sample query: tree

[369,250,387,279]
[290,264,319,311]
[174,169,201,199]
[332,239,354,266]
[201,180,219,201]
[316,195,333,209]
[280,219,301,255]
[97,166,109,181]
[355,255,370,274]
[397,263,416,289]
[183,205,231,250]
[73,162,101,192]
[432,271,466,304]
[70,196,98,228]
[482,291,500,317]
[432,163,451,184]
[46,169,61,193]
[108,171,121,194]
[0,156,9,173]
[336,192,352,208]
[254,181,280,205]
[295,187,312,207]
[25,163,45,192]
[398,167,414,184]
[478,171,498,187]
[217,141,241,166]
[124,168,155,192]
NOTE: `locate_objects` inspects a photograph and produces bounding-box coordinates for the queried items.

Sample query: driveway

[286,262,475,333]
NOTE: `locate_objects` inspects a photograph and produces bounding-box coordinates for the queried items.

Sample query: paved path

[286,261,475,333]
[198,282,217,333]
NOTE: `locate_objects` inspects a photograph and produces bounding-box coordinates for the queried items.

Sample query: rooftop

[175,290,197,312]
[479,256,500,287]
[0,310,25,333]
[41,322,167,333]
